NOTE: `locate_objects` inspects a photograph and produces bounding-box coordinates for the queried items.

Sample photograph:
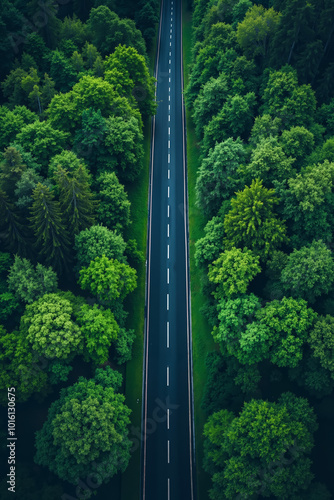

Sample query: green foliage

[114,327,136,364]
[76,304,119,364]
[7,256,58,304]
[21,293,82,360]
[224,179,288,259]
[213,293,261,355]
[279,126,315,169]
[56,164,98,235]
[279,161,334,246]
[195,138,246,217]
[88,6,146,58]
[195,214,226,269]
[79,255,137,304]
[201,351,260,415]
[0,328,48,405]
[75,224,126,270]
[255,297,317,368]
[0,292,20,322]
[281,240,334,302]
[14,169,48,209]
[16,121,69,173]
[48,150,83,178]
[204,394,317,499]
[249,114,282,146]
[240,136,295,186]
[29,184,71,273]
[0,188,28,255]
[105,44,156,117]
[0,105,37,151]
[104,115,144,181]
[208,247,261,299]
[262,67,317,128]
[202,92,256,156]
[34,368,132,484]
[96,172,131,232]
[309,315,334,378]
[0,147,26,197]
[236,5,281,59]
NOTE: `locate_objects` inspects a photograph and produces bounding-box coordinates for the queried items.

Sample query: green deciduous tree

[21,293,82,360]
[208,247,261,299]
[16,121,69,174]
[279,161,334,246]
[34,367,132,484]
[236,4,281,60]
[79,255,137,304]
[240,136,295,186]
[224,179,288,259]
[262,67,317,128]
[309,315,334,378]
[88,6,146,58]
[202,92,256,156]
[104,115,144,182]
[105,45,156,117]
[96,172,131,232]
[255,297,317,368]
[0,105,37,151]
[7,256,58,304]
[76,304,119,364]
[204,394,317,499]
[0,328,48,405]
[195,214,226,269]
[213,293,262,357]
[195,138,246,217]
[75,225,126,270]
[281,240,334,302]
[279,126,315,169]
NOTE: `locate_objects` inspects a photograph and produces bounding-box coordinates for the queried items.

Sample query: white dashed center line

[167,224,169,238]
[167,366,169,386]
[168,169,170,179]
[167,322,169,348]
[168,186,170,197]
[167,244,169,258]
[167,293,169,311]
[167,266,170,282]
[167,440,170,463]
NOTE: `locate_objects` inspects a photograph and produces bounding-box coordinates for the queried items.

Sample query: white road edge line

[142,0,164,498]
[181,2,195,498]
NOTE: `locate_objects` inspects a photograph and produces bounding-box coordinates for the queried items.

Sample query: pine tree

[57,165,98,235]
[0,147,26,197]
[0,188,28,254]
[29,183,71,272]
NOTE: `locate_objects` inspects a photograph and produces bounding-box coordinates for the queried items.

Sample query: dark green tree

[29,184,71,272]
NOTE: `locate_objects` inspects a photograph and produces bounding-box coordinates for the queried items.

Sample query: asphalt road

[141,0,196,499]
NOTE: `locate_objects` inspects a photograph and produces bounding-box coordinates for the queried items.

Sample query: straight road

[141,0,196,499]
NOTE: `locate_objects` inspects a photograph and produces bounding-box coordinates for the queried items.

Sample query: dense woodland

[186,0,334,498]
[0,0,158,497]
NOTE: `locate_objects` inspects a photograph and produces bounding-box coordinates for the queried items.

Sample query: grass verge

[121,22,159,500]
[182,2,216,499]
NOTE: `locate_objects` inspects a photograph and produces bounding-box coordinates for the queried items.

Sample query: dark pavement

[141,0,196,499]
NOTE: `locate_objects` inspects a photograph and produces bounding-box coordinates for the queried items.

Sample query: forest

[185,0,334,498]
[0,0,159,498]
